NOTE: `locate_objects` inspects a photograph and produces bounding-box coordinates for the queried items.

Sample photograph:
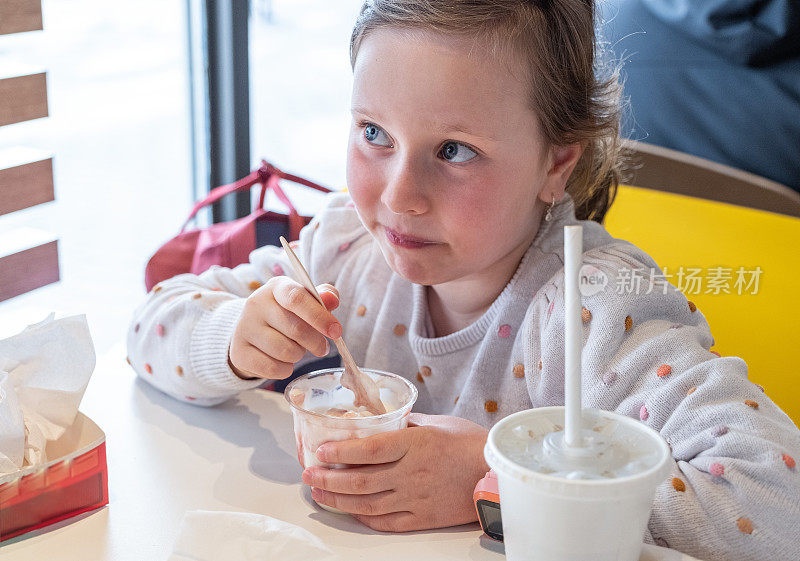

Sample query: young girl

[127,1,800,559]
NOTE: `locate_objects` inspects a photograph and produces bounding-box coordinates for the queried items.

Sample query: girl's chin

[379,246,445,285]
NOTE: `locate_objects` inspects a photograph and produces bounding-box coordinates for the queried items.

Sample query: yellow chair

[605,185,800,425]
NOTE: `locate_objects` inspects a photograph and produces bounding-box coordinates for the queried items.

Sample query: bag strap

[260,173,306,240]
[181,160,331,232]
[258,160,332,195]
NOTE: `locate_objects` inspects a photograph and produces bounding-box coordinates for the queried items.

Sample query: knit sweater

[127,193,800,561]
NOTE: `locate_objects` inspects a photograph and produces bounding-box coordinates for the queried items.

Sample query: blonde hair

[349,0,625,223]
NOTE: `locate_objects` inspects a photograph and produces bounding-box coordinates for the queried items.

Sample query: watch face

[476,499,503,542]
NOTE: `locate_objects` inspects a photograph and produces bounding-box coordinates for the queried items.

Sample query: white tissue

[167,512,697,561]
[168,511,340,561]
[0,371,25,472]
[0,314,96,474]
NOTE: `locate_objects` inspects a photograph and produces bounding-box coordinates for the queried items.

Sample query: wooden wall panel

[0,150,54,216]
[0,239,59,302]
[0,0,43,35]
[0,73,48,127]
[0,0,56,302]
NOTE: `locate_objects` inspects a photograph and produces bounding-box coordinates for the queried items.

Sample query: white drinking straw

[564,225,584,448]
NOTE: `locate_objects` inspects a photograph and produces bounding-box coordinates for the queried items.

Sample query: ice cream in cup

[285,367,417,513]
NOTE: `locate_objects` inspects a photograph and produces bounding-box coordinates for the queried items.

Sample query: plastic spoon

[279,237,386,415]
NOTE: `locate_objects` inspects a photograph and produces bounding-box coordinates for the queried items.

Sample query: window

[0,0,191,352]
[249,0,364,215]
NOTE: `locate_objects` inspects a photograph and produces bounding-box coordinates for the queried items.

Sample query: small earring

[544,194,555,222]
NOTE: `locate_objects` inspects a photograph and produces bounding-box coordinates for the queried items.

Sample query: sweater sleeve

[126,192,359,405]
[523,241,800,561]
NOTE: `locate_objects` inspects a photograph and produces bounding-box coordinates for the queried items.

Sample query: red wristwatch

[473,469,503,541]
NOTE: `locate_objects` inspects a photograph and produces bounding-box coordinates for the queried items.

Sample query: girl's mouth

[384,227,438,249]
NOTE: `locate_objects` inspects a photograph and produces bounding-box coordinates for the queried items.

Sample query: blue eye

[363,123,391,146]
[440,141,477,163]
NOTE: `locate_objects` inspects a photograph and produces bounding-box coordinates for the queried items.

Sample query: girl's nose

[380,156,429,215]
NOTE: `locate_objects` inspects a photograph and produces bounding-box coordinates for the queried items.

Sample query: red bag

[145,160,331,291]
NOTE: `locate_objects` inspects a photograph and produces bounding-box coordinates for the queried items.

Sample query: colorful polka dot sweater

[127,193,800,561]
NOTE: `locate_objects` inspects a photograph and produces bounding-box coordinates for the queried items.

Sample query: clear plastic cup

[484,407,671,561]
[284,367,418,513]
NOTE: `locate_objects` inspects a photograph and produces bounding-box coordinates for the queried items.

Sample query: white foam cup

[285,368,417,513]
[484,406,671,561]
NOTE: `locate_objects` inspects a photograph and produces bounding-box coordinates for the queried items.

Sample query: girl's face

[347,27,578,288]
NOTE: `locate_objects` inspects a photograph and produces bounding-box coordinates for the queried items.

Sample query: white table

[1,343,696,560]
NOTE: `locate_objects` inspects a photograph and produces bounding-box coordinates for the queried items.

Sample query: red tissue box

[0,412,108,541]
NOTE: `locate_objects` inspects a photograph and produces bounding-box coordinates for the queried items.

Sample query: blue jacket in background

[599,0,800,191]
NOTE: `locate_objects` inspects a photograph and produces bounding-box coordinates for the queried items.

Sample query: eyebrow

[351,106,499,142]
[436,122,498,142]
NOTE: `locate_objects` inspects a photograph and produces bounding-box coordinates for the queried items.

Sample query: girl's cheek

[347,143,384,204]
[446,175,495,217]
[345,131,362,191]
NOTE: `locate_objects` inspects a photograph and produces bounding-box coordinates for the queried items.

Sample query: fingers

[317,430,412,465]
[246,305,329,358]
[311,488,399,517]
[318,284,340,311]
[229,339,294,379]
[406,413,436,428]
[302,464,393,495]
[231,276,341,379]
[352,512,420,533]
[241,322,308,363]
[271,278,342,339]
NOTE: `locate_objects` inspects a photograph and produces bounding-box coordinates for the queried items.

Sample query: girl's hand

[229,276,340,379]
[302,413,490,532]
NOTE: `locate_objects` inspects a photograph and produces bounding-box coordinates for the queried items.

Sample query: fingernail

[311,487,322,501]
[301,469,312,485]
[327,323,342,339]
[316,446,327,462]
[323,340,330,355]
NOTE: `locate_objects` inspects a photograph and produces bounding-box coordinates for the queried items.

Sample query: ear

[537,142,584,203]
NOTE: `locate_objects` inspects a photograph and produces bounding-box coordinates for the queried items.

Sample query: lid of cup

[485,407,671,499]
